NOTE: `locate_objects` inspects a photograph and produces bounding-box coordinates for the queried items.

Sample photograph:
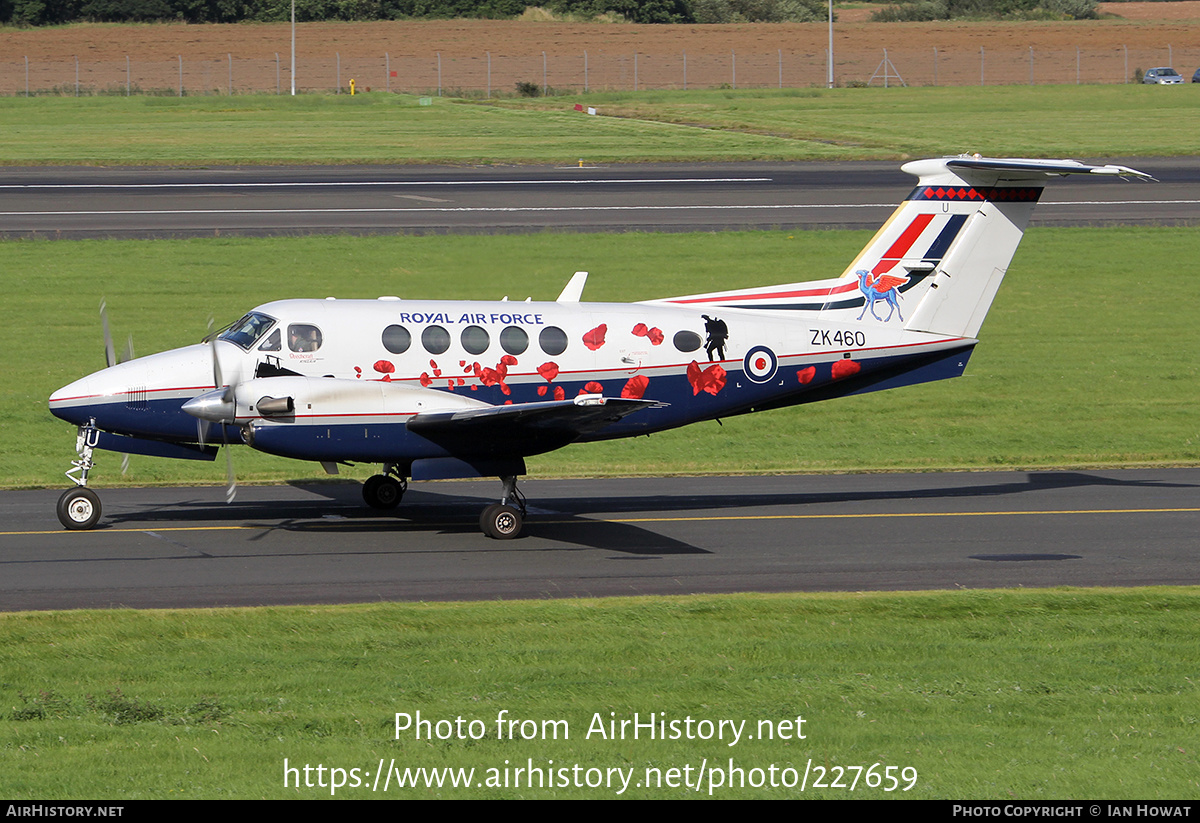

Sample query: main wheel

[57,487,102,530]
[480,504,523,540]
[362,474,403,509]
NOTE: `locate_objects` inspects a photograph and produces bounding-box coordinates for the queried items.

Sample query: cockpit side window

[219,312,277,350]
[288,324,323,353]
[258,328,282,352]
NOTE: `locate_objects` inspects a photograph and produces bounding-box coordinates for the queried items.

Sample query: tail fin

[898,157,1150,338]
[651,157,1149,337]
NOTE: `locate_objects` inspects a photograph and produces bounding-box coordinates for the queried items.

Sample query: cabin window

[673,330,702,353]
[219,312,276,350]
[257,328,281,352]
[422,325,451,355]
[382,324,411,355]
[460,325,490,355]
[500,326,528,355]
[539,326,568,356]
[288,324,323,353]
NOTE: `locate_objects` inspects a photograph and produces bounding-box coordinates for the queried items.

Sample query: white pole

[827,0,834,88]
[290,0,295,96]
[584,51,588,93]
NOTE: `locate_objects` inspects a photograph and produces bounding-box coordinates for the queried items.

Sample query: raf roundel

[742,345,778,384]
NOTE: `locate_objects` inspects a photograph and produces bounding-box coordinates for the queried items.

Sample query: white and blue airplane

[48,156,1150,538]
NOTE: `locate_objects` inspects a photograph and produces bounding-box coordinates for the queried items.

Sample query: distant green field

[8,227,1197,490]
[0,85,1196,165]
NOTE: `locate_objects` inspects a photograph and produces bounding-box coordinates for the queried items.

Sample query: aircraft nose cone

[182,389,235,424]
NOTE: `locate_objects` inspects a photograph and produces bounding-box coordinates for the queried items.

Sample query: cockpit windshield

[218,312,276,350]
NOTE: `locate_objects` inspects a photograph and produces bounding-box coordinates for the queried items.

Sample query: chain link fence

[2,46,1195,96]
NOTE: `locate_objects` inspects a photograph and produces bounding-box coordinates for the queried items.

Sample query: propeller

[193,317,238,504]
[100,299,135,368]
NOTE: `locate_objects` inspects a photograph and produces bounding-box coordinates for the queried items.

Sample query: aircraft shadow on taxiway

[90,471,1195,557]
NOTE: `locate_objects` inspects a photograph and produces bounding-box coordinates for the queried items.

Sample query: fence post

[1029,46,1033,85]
[486,52,491,99]
[1076,46,1080,84]
[228,53,233,95]
[438,52,442,96]
[336,52,340,94]
[75,55,79,97]
[732,50,736,89]
[683,50,687,90]
[778,48,782,89]
[584,51,588,93]
[634,52,638,91]
[1123,44,1127,83]
[25,56,29,97]
[178,55,183,97]
[933,46,937,87]
[542,51,547,96]
[127,55,131,96]
[386,53,390,93]
[980,47,985,86]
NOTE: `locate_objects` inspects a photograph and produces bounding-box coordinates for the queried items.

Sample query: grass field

[2,589,1198,798]
[0,85,1197,165]
[8,227,1198,490]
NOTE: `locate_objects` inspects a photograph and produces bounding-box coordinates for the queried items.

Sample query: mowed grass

[2,589,1198,798]
[5,227,1197,490]
[0,85,1198,164]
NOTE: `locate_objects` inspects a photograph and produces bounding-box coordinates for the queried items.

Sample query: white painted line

[0,177,772,190]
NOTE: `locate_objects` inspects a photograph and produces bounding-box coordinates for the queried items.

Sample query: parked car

[1192,68,1200,83]
[1143,67,1183,84]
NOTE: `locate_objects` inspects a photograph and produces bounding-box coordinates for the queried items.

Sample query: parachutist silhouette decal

[702,314,728,362]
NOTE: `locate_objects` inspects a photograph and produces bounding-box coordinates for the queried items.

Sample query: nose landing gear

[57,422,103,530]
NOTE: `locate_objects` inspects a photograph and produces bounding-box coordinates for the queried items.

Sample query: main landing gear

[362,465,407,510]
[57,422,103,530]
[362,470,528,539]
[479,475,527,540]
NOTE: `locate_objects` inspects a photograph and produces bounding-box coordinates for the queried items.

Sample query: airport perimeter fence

[2,45,1197,97]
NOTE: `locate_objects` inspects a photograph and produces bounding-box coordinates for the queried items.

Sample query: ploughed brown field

[0,3,1197,93]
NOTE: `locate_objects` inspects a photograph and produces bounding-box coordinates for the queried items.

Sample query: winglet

[557,271,588,303]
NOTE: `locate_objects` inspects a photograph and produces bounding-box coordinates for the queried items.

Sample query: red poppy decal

[622,374,649,399]
[429,359,437,370]
[553,386,565,401]
[500,354,518,367]
[419,372,432,387]
[537,362,560,382]
[537,385,548,396]
[687,361,727,396]
[797,366,816,385]
[373,360,395,374]
[631,323,665,346]
[354,365,362,379]
[831,359,861,380]
[583,324,607,351]
[584,381,603,394]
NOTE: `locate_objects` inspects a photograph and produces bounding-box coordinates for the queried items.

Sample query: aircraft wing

[407,395,656,459]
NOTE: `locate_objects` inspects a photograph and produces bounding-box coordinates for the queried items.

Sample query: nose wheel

[57,487,102,530]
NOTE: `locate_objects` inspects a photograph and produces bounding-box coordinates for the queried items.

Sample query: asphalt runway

[0,156,1194,238]
[2,468,1197,611]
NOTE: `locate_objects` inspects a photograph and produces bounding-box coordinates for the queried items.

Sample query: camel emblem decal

[855,269,909,322]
